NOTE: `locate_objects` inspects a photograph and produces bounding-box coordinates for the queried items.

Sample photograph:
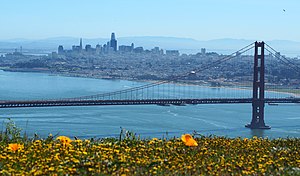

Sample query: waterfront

[0,70,299,139]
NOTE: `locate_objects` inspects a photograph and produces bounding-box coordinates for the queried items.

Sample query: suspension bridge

[1,41,300,129]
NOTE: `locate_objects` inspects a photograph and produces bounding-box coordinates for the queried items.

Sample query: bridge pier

[246,41,270,129]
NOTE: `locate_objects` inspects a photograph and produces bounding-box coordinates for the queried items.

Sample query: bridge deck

[0,98,299,108]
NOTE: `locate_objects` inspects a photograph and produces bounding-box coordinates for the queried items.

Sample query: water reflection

[250,129,266,138]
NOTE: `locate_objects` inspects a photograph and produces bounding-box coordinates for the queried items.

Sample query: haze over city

[0,0,299,42]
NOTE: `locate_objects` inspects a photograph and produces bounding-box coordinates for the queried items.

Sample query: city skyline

[0,0,299,41]
[57,32,180,56]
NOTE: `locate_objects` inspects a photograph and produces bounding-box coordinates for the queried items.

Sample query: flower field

[1,133,300,175]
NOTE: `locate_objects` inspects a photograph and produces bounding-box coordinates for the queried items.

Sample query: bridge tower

[246,41,271,129]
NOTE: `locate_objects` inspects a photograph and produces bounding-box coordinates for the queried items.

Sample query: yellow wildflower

[56,136,72,146]
[149,138,159,144]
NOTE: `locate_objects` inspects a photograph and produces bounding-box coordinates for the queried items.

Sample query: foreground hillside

[1,132,299,175]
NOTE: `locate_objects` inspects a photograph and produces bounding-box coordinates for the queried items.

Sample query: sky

[0,0,299,41]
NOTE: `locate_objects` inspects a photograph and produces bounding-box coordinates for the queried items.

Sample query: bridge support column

[246,41,271,129]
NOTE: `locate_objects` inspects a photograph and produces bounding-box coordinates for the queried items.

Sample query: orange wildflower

[8,143,23,151]
[56,136,72,146]
[181,134,198,147]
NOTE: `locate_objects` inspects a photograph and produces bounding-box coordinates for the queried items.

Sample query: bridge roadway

[0,98,299,108]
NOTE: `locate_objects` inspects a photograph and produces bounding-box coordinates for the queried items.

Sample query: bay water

[0,70,299,139]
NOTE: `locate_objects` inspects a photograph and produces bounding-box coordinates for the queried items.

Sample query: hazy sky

[0,0,299,41]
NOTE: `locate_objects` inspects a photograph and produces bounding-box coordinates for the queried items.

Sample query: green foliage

[0,118,22,142]
[1,134,300,175]
[119,127,140,142]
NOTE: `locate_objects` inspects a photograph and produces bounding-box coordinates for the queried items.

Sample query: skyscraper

[110,33,117,51]
[58,45,64,54]
[80,38,83,50]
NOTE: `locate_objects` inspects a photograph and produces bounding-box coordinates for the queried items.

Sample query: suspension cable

[265,43,300,75]
[265,46,300,76]
[65,42,255,100]
[174,44,255,80]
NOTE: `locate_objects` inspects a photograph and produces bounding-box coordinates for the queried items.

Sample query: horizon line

[0,36,299,43]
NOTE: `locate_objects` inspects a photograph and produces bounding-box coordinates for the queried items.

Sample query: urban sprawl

[0,33,299,88]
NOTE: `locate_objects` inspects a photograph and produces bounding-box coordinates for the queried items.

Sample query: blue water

[0,70,299,139]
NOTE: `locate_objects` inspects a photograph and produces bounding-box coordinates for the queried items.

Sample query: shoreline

[1,68,299,97]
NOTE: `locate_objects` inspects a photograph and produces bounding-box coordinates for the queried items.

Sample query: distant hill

[0,36,299,57]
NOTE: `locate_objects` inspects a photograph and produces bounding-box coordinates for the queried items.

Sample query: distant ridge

[0,36,299,56]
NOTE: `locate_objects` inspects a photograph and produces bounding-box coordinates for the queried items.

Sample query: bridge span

[0,98,299,108]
